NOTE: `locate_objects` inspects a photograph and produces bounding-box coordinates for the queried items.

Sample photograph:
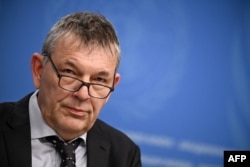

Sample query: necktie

[46,136,82,167]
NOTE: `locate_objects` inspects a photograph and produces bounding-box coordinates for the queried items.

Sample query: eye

[61,69,75,75]
[93,77,106,84]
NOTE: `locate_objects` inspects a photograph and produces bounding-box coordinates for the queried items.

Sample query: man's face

[31,36,120,140]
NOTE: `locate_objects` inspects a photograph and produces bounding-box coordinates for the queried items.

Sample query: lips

[65,106,89,117]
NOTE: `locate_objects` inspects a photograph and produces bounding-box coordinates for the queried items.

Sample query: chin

[63,120,90,133]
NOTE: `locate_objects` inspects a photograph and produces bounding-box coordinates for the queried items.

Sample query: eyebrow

[63,60,112,77]
[96,71,110,76]
[62,60,81,72]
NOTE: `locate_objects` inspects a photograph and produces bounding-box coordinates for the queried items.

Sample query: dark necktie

[46,136,82,167]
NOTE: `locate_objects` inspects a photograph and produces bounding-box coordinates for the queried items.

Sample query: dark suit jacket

[0,93,141,167]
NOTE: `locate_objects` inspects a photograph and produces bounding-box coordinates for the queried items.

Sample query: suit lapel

[87,120,110,167]
[3,95,32,167]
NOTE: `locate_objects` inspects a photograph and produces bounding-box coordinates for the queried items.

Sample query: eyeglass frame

[44,54,115,99]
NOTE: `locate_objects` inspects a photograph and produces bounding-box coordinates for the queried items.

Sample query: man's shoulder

[0,93,32,124]
[90,119,137,146]
[0,101,16,121]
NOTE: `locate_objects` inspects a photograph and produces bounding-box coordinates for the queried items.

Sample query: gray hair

[42,12,120,69]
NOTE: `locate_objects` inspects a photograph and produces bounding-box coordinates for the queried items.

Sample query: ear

[31,53,44,89]
[104,73,120,103]
[113,72,120,88]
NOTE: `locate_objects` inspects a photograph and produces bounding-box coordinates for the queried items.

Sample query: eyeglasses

[47,56,114,99]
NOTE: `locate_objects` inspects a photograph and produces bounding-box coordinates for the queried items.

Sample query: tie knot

[45,136,82,167]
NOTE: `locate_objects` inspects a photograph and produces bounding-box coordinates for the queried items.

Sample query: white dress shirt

[29,90,87,167]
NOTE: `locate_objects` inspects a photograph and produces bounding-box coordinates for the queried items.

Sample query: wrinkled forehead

[53,33,120,68]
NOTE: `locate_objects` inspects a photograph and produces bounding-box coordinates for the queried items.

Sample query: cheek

[39,74,69,107]
[92,99,106,117]
[40,72,63,97]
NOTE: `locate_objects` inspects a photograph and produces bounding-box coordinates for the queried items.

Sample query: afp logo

[224,151,250,167]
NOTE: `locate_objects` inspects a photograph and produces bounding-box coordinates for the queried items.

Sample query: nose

[73,85,91,100]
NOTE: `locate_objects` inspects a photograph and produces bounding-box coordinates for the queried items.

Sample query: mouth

[65,106,89,117]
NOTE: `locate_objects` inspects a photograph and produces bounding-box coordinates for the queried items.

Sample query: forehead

[53,33,119,56]
[52,34,118,71]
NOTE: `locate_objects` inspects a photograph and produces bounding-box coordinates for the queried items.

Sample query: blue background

[0,0,249,166]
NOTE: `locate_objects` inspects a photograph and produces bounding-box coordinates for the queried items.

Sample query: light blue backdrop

[1,0,249,166]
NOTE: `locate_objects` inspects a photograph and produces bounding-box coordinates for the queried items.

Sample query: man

[0,12,141,167]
